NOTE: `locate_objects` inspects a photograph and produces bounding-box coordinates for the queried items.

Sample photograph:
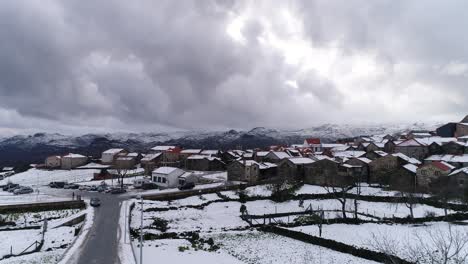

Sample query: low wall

[142,183,247,201]
[0,200,85,214]
[262,226,412,264]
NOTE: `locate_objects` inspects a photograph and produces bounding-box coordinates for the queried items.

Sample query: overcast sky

[0,0,467,136]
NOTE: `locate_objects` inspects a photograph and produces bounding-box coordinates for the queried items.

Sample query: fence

[0,200,85,214]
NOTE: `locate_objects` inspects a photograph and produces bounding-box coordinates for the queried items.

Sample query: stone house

[366,150,388,160]
[185,155,225,171]
[264,151,291,163]
[384,140,396,153]
[388,164,418,192]
[277,157,314,181]
[254,151,269,162]
[304,158,340,186]
[416,161,455,192]
[227,160,277,183]
[446,168,468,195]
[344,157,372,182]
[140,153,162,175]
[45,156,61,168]
[425,154,468,169]
[441,141,466,155]
[368,153,421,185]
[394,139,429,160]
[455,123,468,138]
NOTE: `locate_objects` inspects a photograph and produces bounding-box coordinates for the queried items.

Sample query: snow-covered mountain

[0,123,440,167]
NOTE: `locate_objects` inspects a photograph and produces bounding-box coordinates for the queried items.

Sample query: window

[459,179,465,186]
[434,171,440,177]
[162,177,167,183]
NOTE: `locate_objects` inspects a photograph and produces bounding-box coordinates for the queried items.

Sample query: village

[15,115,468,199]
[1,116,468,264]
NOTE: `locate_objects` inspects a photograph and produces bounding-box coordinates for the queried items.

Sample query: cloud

[0,0,466,135]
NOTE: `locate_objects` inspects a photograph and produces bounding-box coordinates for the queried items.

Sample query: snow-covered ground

[207,231,379,264]
[133,239,243,264]
[0,190,68,206]
[290,222,468,262]
[0,169,99,186]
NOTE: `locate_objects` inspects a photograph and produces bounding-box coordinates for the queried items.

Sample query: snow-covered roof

[425,154,468,163]
[187,155,222,162]
[256,151,269,157]
[153,166,181,175]
[63,153,86,158]
[403,164,418,173]
[151,146,176,151]
[127,152,139,157]
[392,153,421,165]
[2,167,14,171]
[424,161,456,171]
[413,137,457,146]
[269,151,291,159]
[333,151,366,158]
[287,157,315,165]
[77,163,110,169]
[449,167,468,176]
[397,139,424,147]
[357,157,372,164]
[181,149,202,154]
[373,150,388,157]
[201,150,218,155]
[141,153,162,161]
[103,148,125,154]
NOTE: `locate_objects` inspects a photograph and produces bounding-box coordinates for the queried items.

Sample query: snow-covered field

[208,231,379,264]
[290,222,468,262]
[0,207,85,263]
[0,169,99,186]
[0,190,68,206]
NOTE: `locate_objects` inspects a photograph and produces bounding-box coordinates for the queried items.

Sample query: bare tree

[115,167,128,189]
[370,225,468,264]
[396,191,423,219]
[323,184,353,219]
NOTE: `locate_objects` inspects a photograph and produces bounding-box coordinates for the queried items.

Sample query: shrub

[151,218,169,232]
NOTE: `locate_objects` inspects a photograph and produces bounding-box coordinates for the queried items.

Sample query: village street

[39,187,127,264]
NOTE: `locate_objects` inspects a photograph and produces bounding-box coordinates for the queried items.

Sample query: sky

[0,0,467,136]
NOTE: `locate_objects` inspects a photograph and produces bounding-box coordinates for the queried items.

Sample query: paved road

[76,192,125,264]
[40,188,127,264]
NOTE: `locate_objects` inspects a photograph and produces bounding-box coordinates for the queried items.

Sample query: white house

[152,167,185,188]
[61,153,88,170]
[102,148,127,164]
[45,156,62,168]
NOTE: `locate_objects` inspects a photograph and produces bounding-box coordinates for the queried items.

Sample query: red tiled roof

[431,161,453,172]
[305,138,321,144]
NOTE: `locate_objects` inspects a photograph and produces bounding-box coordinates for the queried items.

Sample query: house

[160,147,181,167]
[368,153,421,185]
[344,157,372,182]
[200,150,220,157]
[152,167,185,188]
[440,141,466,155]
[185,155,225,171]
[366,150,388,160]
[61,153,88,170]
[408,130,433,139]
[436,123,457,138]
[264,151,291,163]
[384,140,397,153]
[416,161,455,192]
[303,138,321,152]
[227,160,277,183]
[455,122,468,138]
[425,154,468,168]
[179,149,202,162]
[114,153,140,169]
[151,146,178,153]
[45,156,61,168]
[304,159,340,186]
[254,151,270,162]
[394,139,429,160]
[102,149,128,164]
[358,142,382,152]
[446,168,468,195]
[140,153,163,175]
[389,164,418,192]
[178,172,199,186]
[277,157,314,180]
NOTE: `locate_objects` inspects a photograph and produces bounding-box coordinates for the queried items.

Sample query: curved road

[41,188,128,264]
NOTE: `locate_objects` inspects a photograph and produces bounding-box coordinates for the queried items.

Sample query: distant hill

[0,123,439,167]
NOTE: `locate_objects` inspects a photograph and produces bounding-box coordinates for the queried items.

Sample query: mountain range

[0,123,439,167]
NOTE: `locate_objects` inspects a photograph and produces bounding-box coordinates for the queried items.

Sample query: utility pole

[139,196,143,264]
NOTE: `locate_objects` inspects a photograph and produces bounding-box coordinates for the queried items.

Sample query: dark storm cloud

[0,0,466,135]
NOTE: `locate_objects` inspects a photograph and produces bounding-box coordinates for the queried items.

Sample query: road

[41,187,128,264]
